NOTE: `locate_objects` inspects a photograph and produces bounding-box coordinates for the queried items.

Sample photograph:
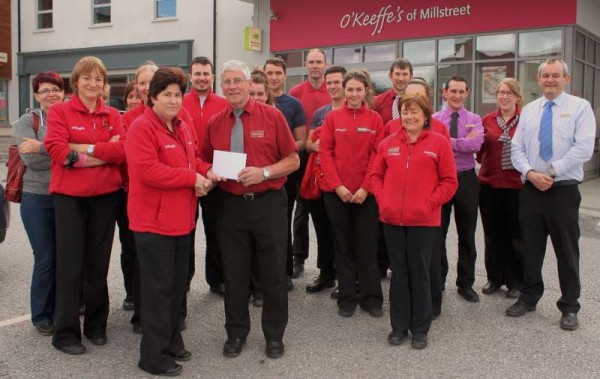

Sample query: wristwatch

[87,144,95,156]
[263,167,271,180]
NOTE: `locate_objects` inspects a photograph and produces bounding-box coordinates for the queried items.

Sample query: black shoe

[172,349,192,362]
[330,286,339,299]
[210,283,225,297]
[481,281,501,295]
[123,296,135,311]
[57,343,87,355]
[387,331,407,346]
[88,335,107,346]
[306,276,336,293]
[265,341,285,359]
[411,335,428,349]
[338,308,354,318]
[368,308,384,318]
[139,363,182,377]
[506,300,536,317]
[457,286,480,303]
[560,313,579,331]
[252,293,263,308]
[506,288,520,299]
[35,321,54,336]
[223,338,246,358]
[179,319,187,331]
[291,262,304,279]
[287,276,294,291]
[132,324,143,334]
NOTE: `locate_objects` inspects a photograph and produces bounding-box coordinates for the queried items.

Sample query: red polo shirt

[289,80,330,130]
[201,99,298,195]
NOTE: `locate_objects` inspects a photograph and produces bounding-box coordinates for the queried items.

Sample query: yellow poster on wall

[245,27,262,52]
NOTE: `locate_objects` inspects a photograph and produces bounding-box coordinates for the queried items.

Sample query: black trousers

[292,151,310,264]
[116,189,137,298]
[479,185,524,290]
[136,232,189,373]
[518,182,581,314]
[200,188,223,287]
[324,193,382,311]
[384,224,435,337]
[217,189,288,342]
[284,176,298,277]
[52,192,118,348]
[293,196,336,279]
[431,225,444,316]
[441,169,479,288]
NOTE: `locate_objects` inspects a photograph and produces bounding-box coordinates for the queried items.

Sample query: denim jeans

[20,192,56,325]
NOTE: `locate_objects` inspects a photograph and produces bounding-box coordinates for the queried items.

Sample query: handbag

[5,112,40,203]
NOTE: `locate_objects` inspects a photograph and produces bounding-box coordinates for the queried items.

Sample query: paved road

[1,163,599,378]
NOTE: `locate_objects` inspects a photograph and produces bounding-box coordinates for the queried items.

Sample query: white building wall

[7,0,19,132]
[577,0,600,37]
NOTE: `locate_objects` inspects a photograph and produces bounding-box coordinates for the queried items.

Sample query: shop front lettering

[339,3,472,36]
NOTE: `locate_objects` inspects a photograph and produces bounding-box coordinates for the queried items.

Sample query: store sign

[270,0,576,51]
[0,52,7,63]
[245,27,262,52]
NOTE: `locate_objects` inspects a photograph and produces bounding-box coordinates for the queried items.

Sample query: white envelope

[213,150,247,180]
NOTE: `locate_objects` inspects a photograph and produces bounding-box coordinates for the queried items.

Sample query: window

[363,44,395,63]
[476,34,515,60]
[438,37,473,62]
[518,30,562,58]
[37,0,53,29]
[437,64,472,110]
[333,46,361,64]
[475,62,515,115]
[403,40,435,65]
[156,0,176,19]
[93,0,111,24]
[518,60,543,105]
[0,81,8,124]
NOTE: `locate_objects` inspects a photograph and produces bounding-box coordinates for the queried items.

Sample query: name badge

[560,113,571,118]
[388,146,400,156]
[250,130,264,138]
[465,124,475,129]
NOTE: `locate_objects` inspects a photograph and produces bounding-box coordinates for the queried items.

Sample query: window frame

[92,0,112,25]
[155,0,177,20]
[36,0,53,31]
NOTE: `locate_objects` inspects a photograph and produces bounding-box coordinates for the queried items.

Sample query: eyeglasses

[37,88,63,95]
[497,91,515,97]
[221,78,245,87]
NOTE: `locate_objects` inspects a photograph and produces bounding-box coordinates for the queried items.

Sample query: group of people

[13,49,595,376]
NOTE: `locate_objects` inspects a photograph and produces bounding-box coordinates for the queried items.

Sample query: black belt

[552,179,580,187]
[457,169,475,178]
[241,191,269,201]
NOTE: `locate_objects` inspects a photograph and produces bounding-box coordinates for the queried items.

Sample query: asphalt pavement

[1,163,599,379]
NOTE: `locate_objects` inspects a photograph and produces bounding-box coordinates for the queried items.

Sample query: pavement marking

[0,314,30,328]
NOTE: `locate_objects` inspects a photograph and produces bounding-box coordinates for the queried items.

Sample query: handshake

[194,170,225,197]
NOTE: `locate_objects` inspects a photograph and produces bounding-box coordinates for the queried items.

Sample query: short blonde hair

[496,78,524,107]
[70,56,108,94]
[135,61,159,84]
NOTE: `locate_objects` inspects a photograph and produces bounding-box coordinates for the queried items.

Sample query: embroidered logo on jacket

[335,128,347,132]
[424,151,438,159]
[388,146,400,156]
[165,144,176,149]
[71,126,85,131]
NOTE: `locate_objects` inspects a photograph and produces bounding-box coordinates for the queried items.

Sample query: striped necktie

[538,100,555,161]
[392,95,400,120]
[231,109,244,153]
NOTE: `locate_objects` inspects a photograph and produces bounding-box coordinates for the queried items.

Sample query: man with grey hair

[508,58,595,331]
[200,60,300,358]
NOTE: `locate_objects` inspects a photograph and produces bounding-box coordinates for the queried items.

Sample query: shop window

[572,61,584,98]
[518,30,562,58]
[476,34,515,60]
[575,32,585,60]
[437,64,472,110]
[156,0,176,19]
[107,76,128,111]
[594,69,600,121]
[92,0,111,24]
[276,52,303,69]
[438,37,473,62]
[285,76,303,93]
[585,38,596,64]
[596,42,600,67]
[403,40,435,65]
[474,62,515,116]
[518,60,543,105]
[37,0,53,29]
[584,65,594,102]
[302,49,332,66]
[333,46,361,64]
[364,44,395,63]
[369,71,391,95]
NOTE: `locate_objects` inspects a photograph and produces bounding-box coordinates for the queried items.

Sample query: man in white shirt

[508,58,596,331]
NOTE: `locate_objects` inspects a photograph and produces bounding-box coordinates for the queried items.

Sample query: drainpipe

[212,0,217,92]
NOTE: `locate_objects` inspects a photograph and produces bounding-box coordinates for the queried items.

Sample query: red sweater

[373,89,397,125]
[319,103,384,193]
[126,108,207,236]
[44,95,126,196]
[384,117,450,140]
[370,130,458,227]
[477,109,523,189]
[182,89,229,147]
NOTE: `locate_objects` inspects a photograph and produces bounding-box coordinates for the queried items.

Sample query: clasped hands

[526,170,554,192]
[334,185,368,204]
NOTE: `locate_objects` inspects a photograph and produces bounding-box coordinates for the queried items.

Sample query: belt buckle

[243,192,256,201]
